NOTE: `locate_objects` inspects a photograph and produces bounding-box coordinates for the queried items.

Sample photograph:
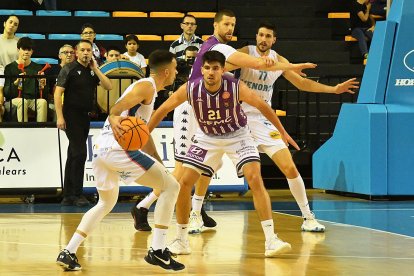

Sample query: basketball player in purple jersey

[169,9,317,235]
[148,50,299,257]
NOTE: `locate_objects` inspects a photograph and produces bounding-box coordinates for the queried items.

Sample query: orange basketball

[116,117,149,151]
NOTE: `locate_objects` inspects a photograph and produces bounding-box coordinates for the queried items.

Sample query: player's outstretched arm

[238,81,300,150]
[148,83,188,133]
[226,50,316,72]
[280,55,360,94]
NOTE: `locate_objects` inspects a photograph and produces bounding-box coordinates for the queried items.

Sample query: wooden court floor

[0,208,413,275]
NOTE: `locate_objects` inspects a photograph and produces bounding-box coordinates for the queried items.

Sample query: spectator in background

[54,40,112,207]
[46,44,75,121]
[350,0,375,60]
[4,37,47,122]
[80,23,106,65]
[105,46,122,62]
[0,15,19,122]
[169,14,203,60]
[123,35,147,76]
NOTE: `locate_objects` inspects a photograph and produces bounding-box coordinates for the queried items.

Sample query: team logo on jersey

[90,70,95,76]
[77,71,81,75]
[269,131,281,140]
[222,91,230,100]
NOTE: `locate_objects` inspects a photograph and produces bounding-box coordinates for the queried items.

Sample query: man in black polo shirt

[55,40,112,206]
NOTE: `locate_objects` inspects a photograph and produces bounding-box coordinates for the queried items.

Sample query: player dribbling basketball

[56,50,185,271]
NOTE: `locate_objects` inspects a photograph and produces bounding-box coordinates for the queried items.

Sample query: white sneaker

[301,213,325,232]
[188,211,203,234]
[167,238,191,255]
[264,235,292,257]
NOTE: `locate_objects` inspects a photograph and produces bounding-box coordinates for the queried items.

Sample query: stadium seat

[328,12,350,19]
[35,10,71,16]
[188,12,215,18]
[31,58,59,65]
[149,12,184,18]
[112,11,147,18]
[163,35,180,41]
[74,11,110,17]
[48,34,81,40]
[345,35,357,41]
[136,35,162,41]
[16,33,46,39]
[95,34,123,41]
[0,10,32,16]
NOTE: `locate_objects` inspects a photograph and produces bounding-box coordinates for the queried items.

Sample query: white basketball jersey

[240,45,283,115]
[96,77,157,150]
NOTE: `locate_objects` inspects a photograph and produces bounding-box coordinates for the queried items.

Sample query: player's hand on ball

[109,115,126,141]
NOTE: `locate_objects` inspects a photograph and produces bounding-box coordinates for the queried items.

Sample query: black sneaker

[200,206,217,228]
[144,247,185,271]
[56,249,81,271]
[74,195,90,207]
[130,206,152,231]
[61,197,75,206]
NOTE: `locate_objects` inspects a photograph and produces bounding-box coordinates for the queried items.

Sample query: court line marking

[0,239,413,260]
[275,211,414,240]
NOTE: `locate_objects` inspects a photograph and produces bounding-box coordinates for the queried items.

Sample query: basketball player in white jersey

[56,50,185,271]
[238,22,359,232]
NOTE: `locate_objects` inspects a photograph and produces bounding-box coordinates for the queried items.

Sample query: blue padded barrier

[95,34,123,41]
[32,58,59,65]
[0,10,32,16]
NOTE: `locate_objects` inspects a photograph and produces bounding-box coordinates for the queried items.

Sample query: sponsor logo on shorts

[269,131,281,140]
[186,145,207,161]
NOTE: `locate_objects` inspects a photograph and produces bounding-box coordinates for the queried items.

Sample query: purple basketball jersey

[187,74,247,135]
[189,36,220,81]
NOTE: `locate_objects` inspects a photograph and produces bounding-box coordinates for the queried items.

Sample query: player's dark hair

[214,9,236,23]
[148,49,175,70]
[202,50,225,67]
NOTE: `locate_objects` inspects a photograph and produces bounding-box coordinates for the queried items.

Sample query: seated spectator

[350,0,375,60]
[169,14,203,60]
[3,37,47,122]
[0,15,19,122]
[123,35,147,76]
[80,23,106,65]
[46,44,75,121]
[105,46,122,62]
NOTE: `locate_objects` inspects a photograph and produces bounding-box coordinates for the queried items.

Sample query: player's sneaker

[144,247,185,271]
[131,206,152,231]
[301,213,325,232]
[167,238,191,255]
[200,207,217,228]
[188,210,204,234]
[265,235,292,257]
[56,249,81,271]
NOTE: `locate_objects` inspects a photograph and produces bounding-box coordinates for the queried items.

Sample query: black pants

[62,110,90,198]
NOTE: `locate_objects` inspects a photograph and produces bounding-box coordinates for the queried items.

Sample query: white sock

[287,176,312,218]
[137,192,158,210]
[176,224,189,241]
[191,194,204,213]
[261,219,275,242]
[65,232,85,254]
[151,228,168,251]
